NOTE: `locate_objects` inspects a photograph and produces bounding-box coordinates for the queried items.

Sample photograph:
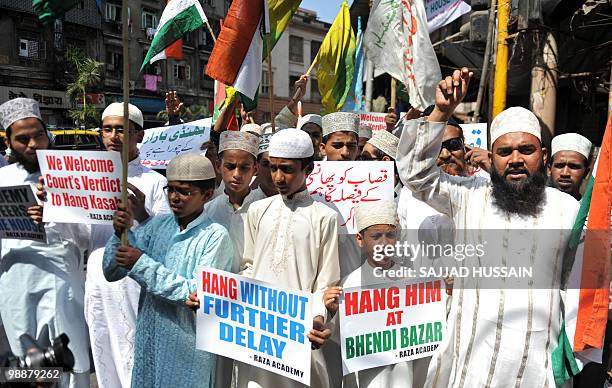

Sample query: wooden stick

[266,33,275,131]
[120,0,130,245]
[390,77,397,110]
[305,56,318,77]
[205,20,217,43]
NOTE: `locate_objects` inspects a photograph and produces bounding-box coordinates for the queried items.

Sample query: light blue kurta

[103,210,233,388]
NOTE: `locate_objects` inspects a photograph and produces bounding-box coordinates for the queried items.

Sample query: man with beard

[548,133,592,200]
[0,98,91,387]
[397,68,580,388]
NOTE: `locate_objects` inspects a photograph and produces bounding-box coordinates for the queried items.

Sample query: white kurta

[236,189,341,388]
[84,157,170,388]
[396,119,580,388]
[205,187,266,273]
[0,163,90,387]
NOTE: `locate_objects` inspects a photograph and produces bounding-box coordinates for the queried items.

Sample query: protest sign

[340,279,446,375]
[196,268,312,385]
[461,123,488,149]
[139,118,211,169]
[307,161,395,234]
[359,112,387,131]
[426,0,471,33]
[0,185,45,242]
[37,150,122,224]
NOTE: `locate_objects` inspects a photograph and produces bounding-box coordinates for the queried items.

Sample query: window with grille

[261,70,273,95]
[105,3,121,22]
[18,39,40,60]
[310,40,321,63]
[289,35,303,63]
[141,11,157,30]
[174,64,191,80]
[311,79,321,103]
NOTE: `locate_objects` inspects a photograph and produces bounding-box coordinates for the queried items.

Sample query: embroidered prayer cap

[322,112,359,137]
[367,130,399,159]
[0,98,43,130]
[166,153,216,181]
[240,123,263,136]
[490,107,540,145]
[359,124,372,139]
[298,114,322,130]
[258,133,273,155]
[219,130,259,157]
[268,128,314,159]
[101,102,144,128]
[551,133,592,159]
[354,200,398,232]
[260,123,274,135]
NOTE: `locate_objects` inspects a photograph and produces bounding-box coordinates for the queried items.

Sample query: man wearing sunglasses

[86,102,170,388]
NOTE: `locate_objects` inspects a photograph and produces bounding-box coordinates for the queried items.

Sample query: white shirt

[0,163,91,374]
[396,119,579,388]
[205,187,266,273]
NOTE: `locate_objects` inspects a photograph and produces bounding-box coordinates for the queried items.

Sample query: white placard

[37,150,122,224]
[359,112,388,131]
[307,161,395,234]
[461,123,488,149]
[340,279,447,375]
[139,118,211,169]
[196,267,312,385]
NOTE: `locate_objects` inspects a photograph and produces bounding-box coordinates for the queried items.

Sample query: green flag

[32,0,81,24]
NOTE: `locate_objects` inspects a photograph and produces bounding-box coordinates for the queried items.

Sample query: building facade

[254,8,329,124]
[0,0,230,128]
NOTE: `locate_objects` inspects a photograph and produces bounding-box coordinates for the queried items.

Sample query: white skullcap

[298,114,322,130]
[268,128,314,159]
[102,102,144,128]
[258,133,272,155]
[367,130,399,159]
[261,123,274,135]
[322,112,359,137]
[354,200,397,232]
[219,131,259,157]
[0,98,43,130]
[167,153,216,181]
[359,124,372,139]
[240,123,263,136]
[490,107,540,145]
[551,133,592,159]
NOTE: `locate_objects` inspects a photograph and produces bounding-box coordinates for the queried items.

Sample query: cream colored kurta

[396,119,580,388]
[236,189,341,388]
[85,157,170,388]
[205,187,266,273]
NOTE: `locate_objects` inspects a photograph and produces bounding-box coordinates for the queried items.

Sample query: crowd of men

[0,67,606,388]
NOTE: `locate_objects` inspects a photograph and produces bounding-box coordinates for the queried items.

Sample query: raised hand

[165,91,184,117]
[429,68,473,123]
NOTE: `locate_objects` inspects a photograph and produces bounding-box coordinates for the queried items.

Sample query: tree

[65,46,102,128]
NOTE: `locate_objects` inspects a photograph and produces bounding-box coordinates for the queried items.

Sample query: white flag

[364,0,441,110]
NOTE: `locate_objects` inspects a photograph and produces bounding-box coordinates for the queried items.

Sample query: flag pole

[120,0,130,245]
[390,77,397,110]
[305,56,318,77]
[205,20,217,43]
[266,33,275,131]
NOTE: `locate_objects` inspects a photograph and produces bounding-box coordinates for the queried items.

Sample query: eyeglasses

[441,137,464,152]
[100,127,137,135]
[163,185,198,198]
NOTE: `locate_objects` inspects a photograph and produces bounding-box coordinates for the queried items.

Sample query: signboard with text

[0,185,46,242]
[138,119,211,169]
[307,161,395,234]
[0,86,70,109]
[37,150,123,224]
[359,112,388,131]
[196,268,312,385]
[340,279,446,375]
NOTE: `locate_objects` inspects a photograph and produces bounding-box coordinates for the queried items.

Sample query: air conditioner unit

[19,39,29,57]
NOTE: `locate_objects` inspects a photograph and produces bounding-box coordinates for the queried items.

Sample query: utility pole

[492,0,510,117]
[530,32,558,140]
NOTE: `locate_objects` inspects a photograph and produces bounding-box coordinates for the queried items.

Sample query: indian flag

[312,1,356,113]
[205,0,301,101]
[140,0,208,71]
[553,114,612,384]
